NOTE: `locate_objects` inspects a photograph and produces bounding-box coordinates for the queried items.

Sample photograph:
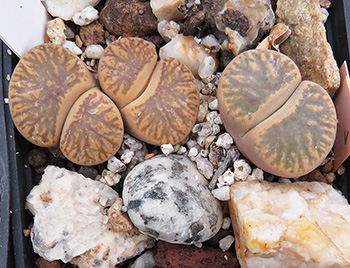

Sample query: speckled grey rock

[122,155,223,245]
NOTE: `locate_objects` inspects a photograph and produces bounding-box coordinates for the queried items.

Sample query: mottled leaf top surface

[218,49,301,138]
[121,58,199,146]
[218,49,337,177]
[98,37,158,109]
[60,88,124,166]
[9,43,97,147]
[239,81,337,177]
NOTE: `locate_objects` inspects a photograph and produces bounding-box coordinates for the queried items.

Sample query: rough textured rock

[230,180,350,268]
[154,241,239,268]
[123,155,223,244]
[27,166,152,267]
[100,0,158,37]
[79,21,105,46]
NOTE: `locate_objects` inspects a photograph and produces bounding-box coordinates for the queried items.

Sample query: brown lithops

[99,37,199,146]
[9,43,124,166]
[217,49,337,177]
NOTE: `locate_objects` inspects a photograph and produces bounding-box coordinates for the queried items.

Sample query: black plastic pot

[1,1,350,267]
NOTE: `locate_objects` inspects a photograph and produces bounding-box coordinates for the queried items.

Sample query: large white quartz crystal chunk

[27,166,152,268]
[123,155,223,245]
[229,180,350,268]
[42,0,101,20]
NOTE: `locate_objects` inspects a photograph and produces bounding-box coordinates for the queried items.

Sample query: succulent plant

[99,37,199,146]
[217,49,337,177]
[9,38,199,165]
[9,43,124,166]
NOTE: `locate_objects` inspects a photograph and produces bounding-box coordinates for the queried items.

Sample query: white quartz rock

[72,5,99,26]
[230,181,350,268]
[27,166,151,267]
[150,0,185,21]
[123,155,223,245]
[42,0,100,20]
[62,40,83,55]
[158,20,180,42]
[159,34,218,78]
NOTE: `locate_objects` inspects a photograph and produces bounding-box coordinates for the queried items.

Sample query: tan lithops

[9,43,97,147]
[9,43,124,166]
[121,57,199,145]
[218,49,337,177]
[98,37,158,109]
[60,88,124,166]
[99,37,199,146]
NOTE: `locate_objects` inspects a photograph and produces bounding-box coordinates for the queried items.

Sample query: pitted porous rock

[123,155,223,245]
[27,166,151,268]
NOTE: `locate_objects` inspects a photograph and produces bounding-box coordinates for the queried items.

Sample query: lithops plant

[9,43,124,166]
[99,37,199,146]
[217,49,337,177]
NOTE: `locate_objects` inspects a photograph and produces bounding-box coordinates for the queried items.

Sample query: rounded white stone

[42,0,101,20]
[123,155,223,245]
[72,5,99,26]
[62,41,83,55]
[84,44,104,59]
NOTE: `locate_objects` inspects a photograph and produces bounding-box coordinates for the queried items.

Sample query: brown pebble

[181,11,206,36]
[337,164,346,175]
[40,193,52,202]
[99,0,158,37]
[300,168,327,183]
[28,149,47,168]
[35,258,61,268]
[320,157,334,173]
[154,241,239,268]
[325,172,336,184]
[108,198,133,232]
[75,35,83,48]
[209,143,225,168]
[23,229,31,237]
[79,21,105,46]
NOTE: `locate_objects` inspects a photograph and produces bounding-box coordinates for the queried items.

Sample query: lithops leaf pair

[99,37,199,146]
[217,49,337,177]
[9,43,124,166]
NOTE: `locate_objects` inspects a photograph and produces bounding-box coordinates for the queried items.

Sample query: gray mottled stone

[122,155,223,245]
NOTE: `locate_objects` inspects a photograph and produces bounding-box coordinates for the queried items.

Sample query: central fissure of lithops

[217,49,337,178]
[9,37,199,166]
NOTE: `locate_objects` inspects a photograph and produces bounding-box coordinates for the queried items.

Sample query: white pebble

[196,158,214,179]
[121,150,134,164]
[216,133,233,149]
[208,98,218,110]
[321,8,329,24]
[177,146,187,155]
[62,40,83,55]
[222,217,231,230]
[200,149,209,158]
[194,242,203,248]
[233,159,251,181]
[196,136,206,147]
[206,111,219,125]
[46,18,66,45]
[211,186,231,201]
[201,34,221,53]
[218,169,235,186]
[192,123,202,134]
[157,20,180,42]
[278,178,292,183]
[107,156,126,173]
[212,124,221,136]
[161,144,174,156]
[214,114,222,125]
[205,136,216,148]
[188,147,199,158]
[186,139,197,149]
[84,44,104,59]
[100,170,121,186]
[219,235,235,252]
[198,122,212,137]
[247,168,264,181]
[124,134,144,151]
[72,5,99,26]
[198,56,217,79]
